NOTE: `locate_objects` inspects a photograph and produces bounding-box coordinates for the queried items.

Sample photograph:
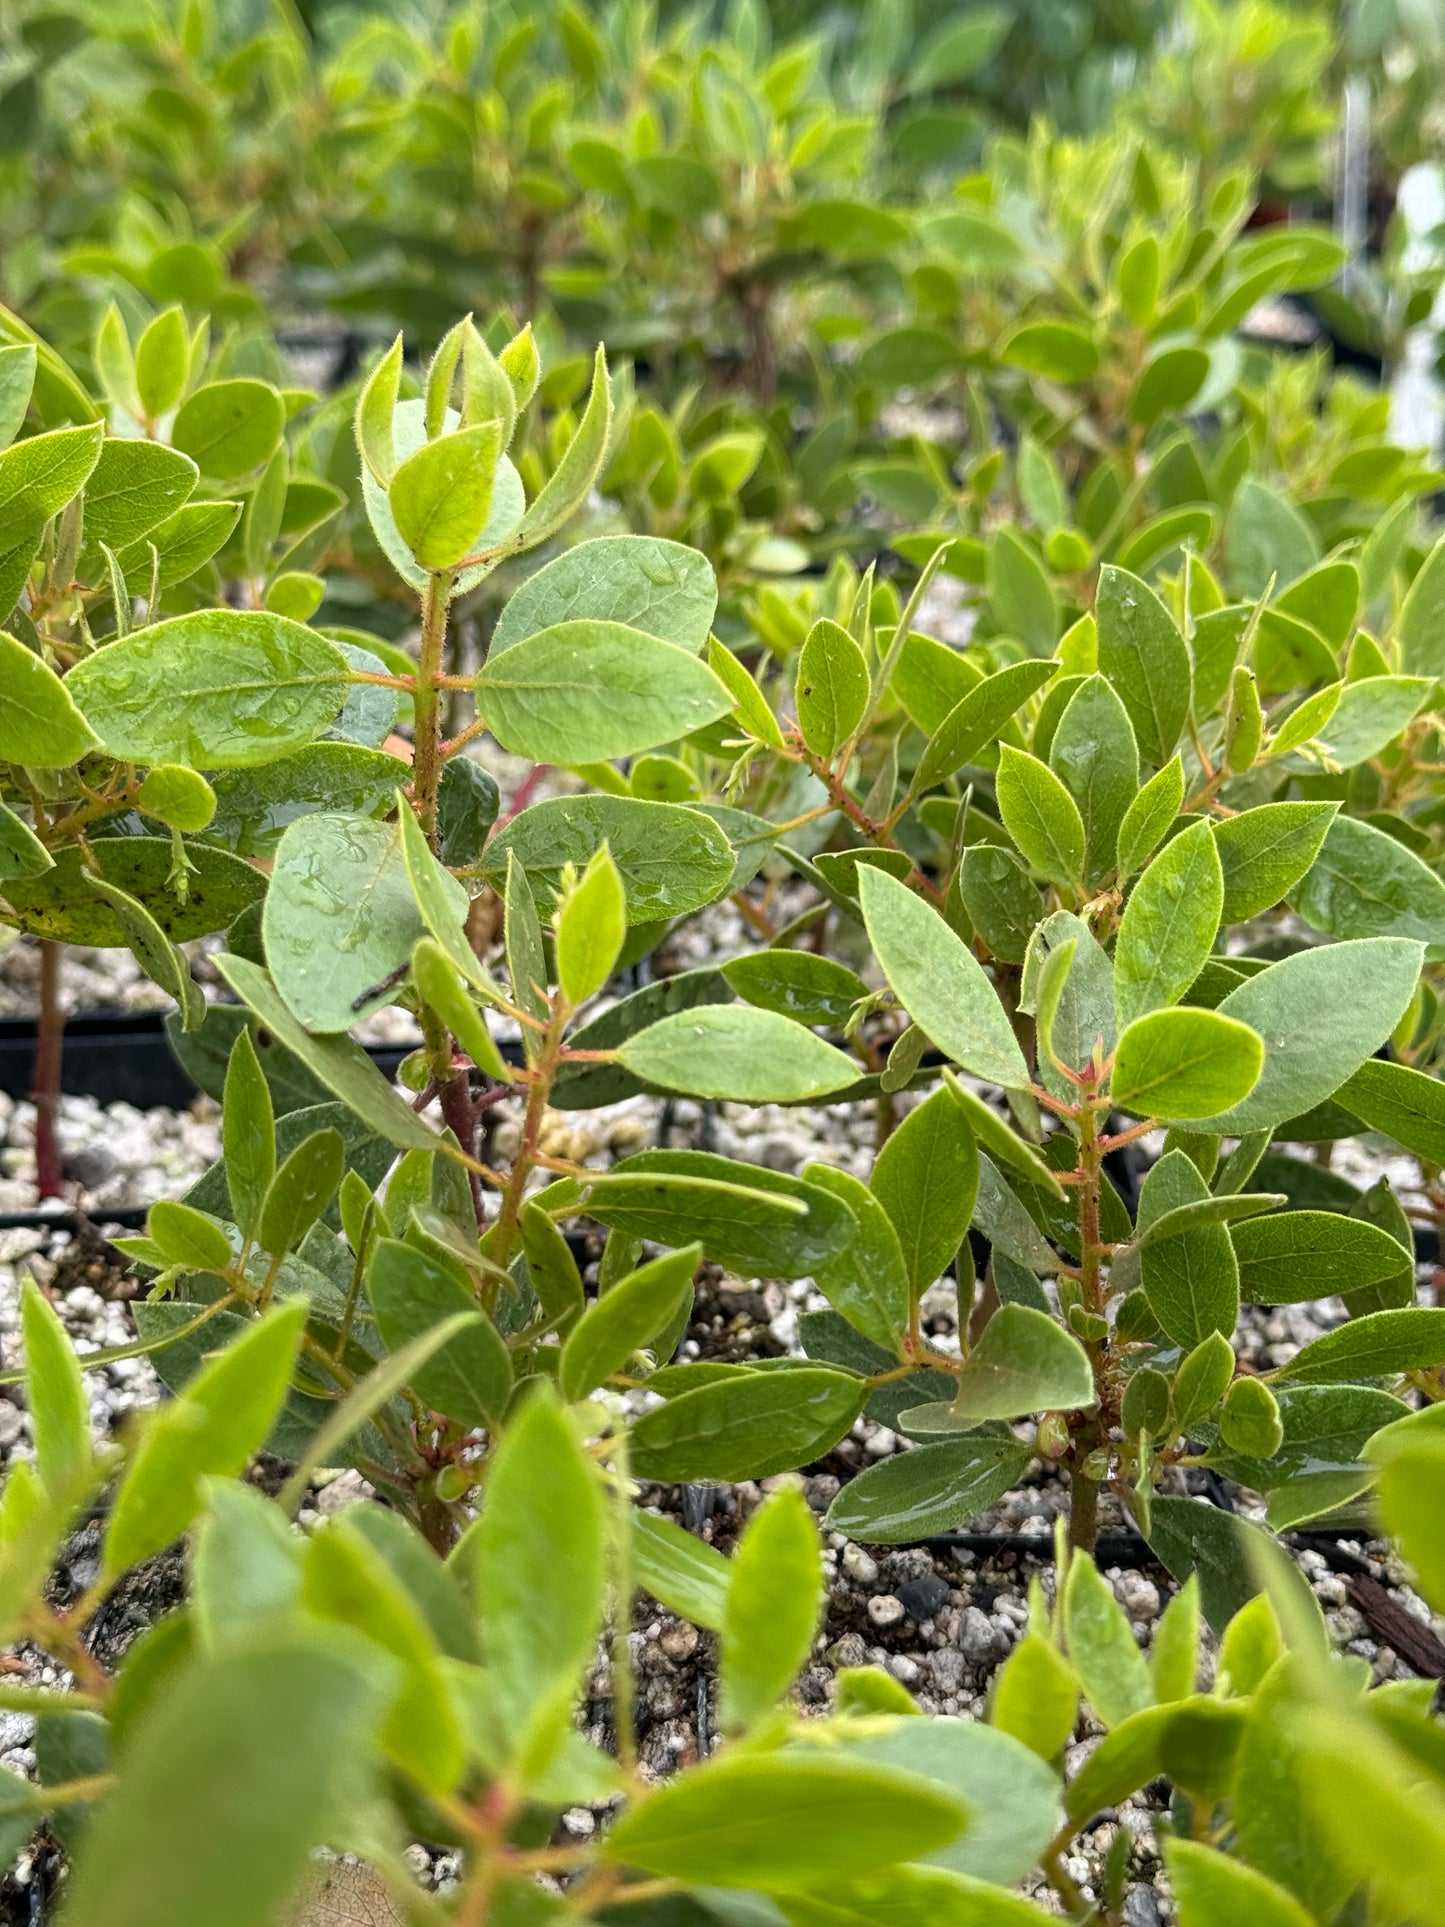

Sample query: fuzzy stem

[411,571,454,847]
[1068,1100,1107,1555]
[488,1005,566,1265]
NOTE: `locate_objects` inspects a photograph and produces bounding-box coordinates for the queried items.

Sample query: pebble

[1124,1887,1164,1927]
[957,1606,1003,1663]
[1116,1573,1160,1622]
[868,1594,906,1629]
[841,1544,879,1587]
[898,1574,952,1621]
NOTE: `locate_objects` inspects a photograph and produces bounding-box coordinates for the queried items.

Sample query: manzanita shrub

[0,127,1443,1926]
[0,1290,1441,1922]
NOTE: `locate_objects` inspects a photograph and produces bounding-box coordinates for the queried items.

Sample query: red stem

[33,940,66,1201]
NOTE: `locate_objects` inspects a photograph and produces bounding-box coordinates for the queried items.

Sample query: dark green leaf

[630,1367,866,1481]
[825,1437,1030,1543]
[872,1086,978,1296]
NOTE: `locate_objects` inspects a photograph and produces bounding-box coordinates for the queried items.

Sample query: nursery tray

[0,1009,413,1112]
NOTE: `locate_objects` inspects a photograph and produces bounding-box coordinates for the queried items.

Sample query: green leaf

[708,632,785,748]
[956,844,1042,965]
[942,1074,1064,1200]
[1114,821,1224,1031]
[552,844,625,1006]
[723,952,866,1028]
[797,618,869,758]
[917,659,1057,791]
[872,1085,978,1295]
[130,307,186,422]
[302,1518,463,1790]
[1280,1307,1445,1384]
[0,342,36,450]
[0,629,99,766]
[1219,1375,1283,1458]
[892,629,984,735]
[4,836,263,948]
[1339,1057,1445,1164]
[412,939,511,1083]
[1063,1553,1153,1728]
[633,1512,731,1631]
[1111,1008,1263,1122]
[1315,676,1432,768]
[1376,1435,1445,1611]
[172,378,284,479]
[1229,1659,1354,1919]
[805,1162,911,1351]
[264,810,467,1033]
[354,335,403,486]
[604,1752,969,1890]
[392,797,501,1003]
[1115,754,1184,879]
[1291,814,1445,949]
[113,498,242,595]
[1130,346,1209,425]
[722,1487,823,1733]
[390,420,503,571]
[559,1245,698,1400]
[510,344,612,552]
[585,1151,856,1278]
[471,1383,607,1736]
[1396,528,1445,680]
[1172,1331,1236,1434]
[1064,1702,1174,1823]
[1214,1591,1280,1695]
[65,611,350,769]
[215,955,444,1154]
[1183,939,1423,1134]
[999,321,1099,383]
[949,1304,1093,1422]
[79,438,197,570]
[80,870,205,1029]
[850,1718,1061,1890]
[476,620,731,765]
[105,1303,306,1575]
[630,1366,866,1481]
[1151,1577,1201,1702]
[485,794,734,925]
[60,1631,391,1927]
[992,1633,1080,1760]
[1214,802,1337,923]
[137,765,216,835]
[491,534,716,658]
[1225,478,1320,597]
[1166,1839,1315,1927]
[908,5,1011,86]
[995,745,1085,888]
[368,1237,510,1428]
[0,801,51,882]
[0,421,102,547]
[1232,1210,1411,1302]
[191,1482,300,1648]
[363,401,523,596]
[986,526,1059,654]
[1049,674,1139,885]
[1095,566,1191,768]
[148,1198,232,1271]
[825,1436,1031,1543]
[859,867,1029,1090]
[20,1278,90,1500]
[518,1200,585,1331]
[616,1005,859,1103]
